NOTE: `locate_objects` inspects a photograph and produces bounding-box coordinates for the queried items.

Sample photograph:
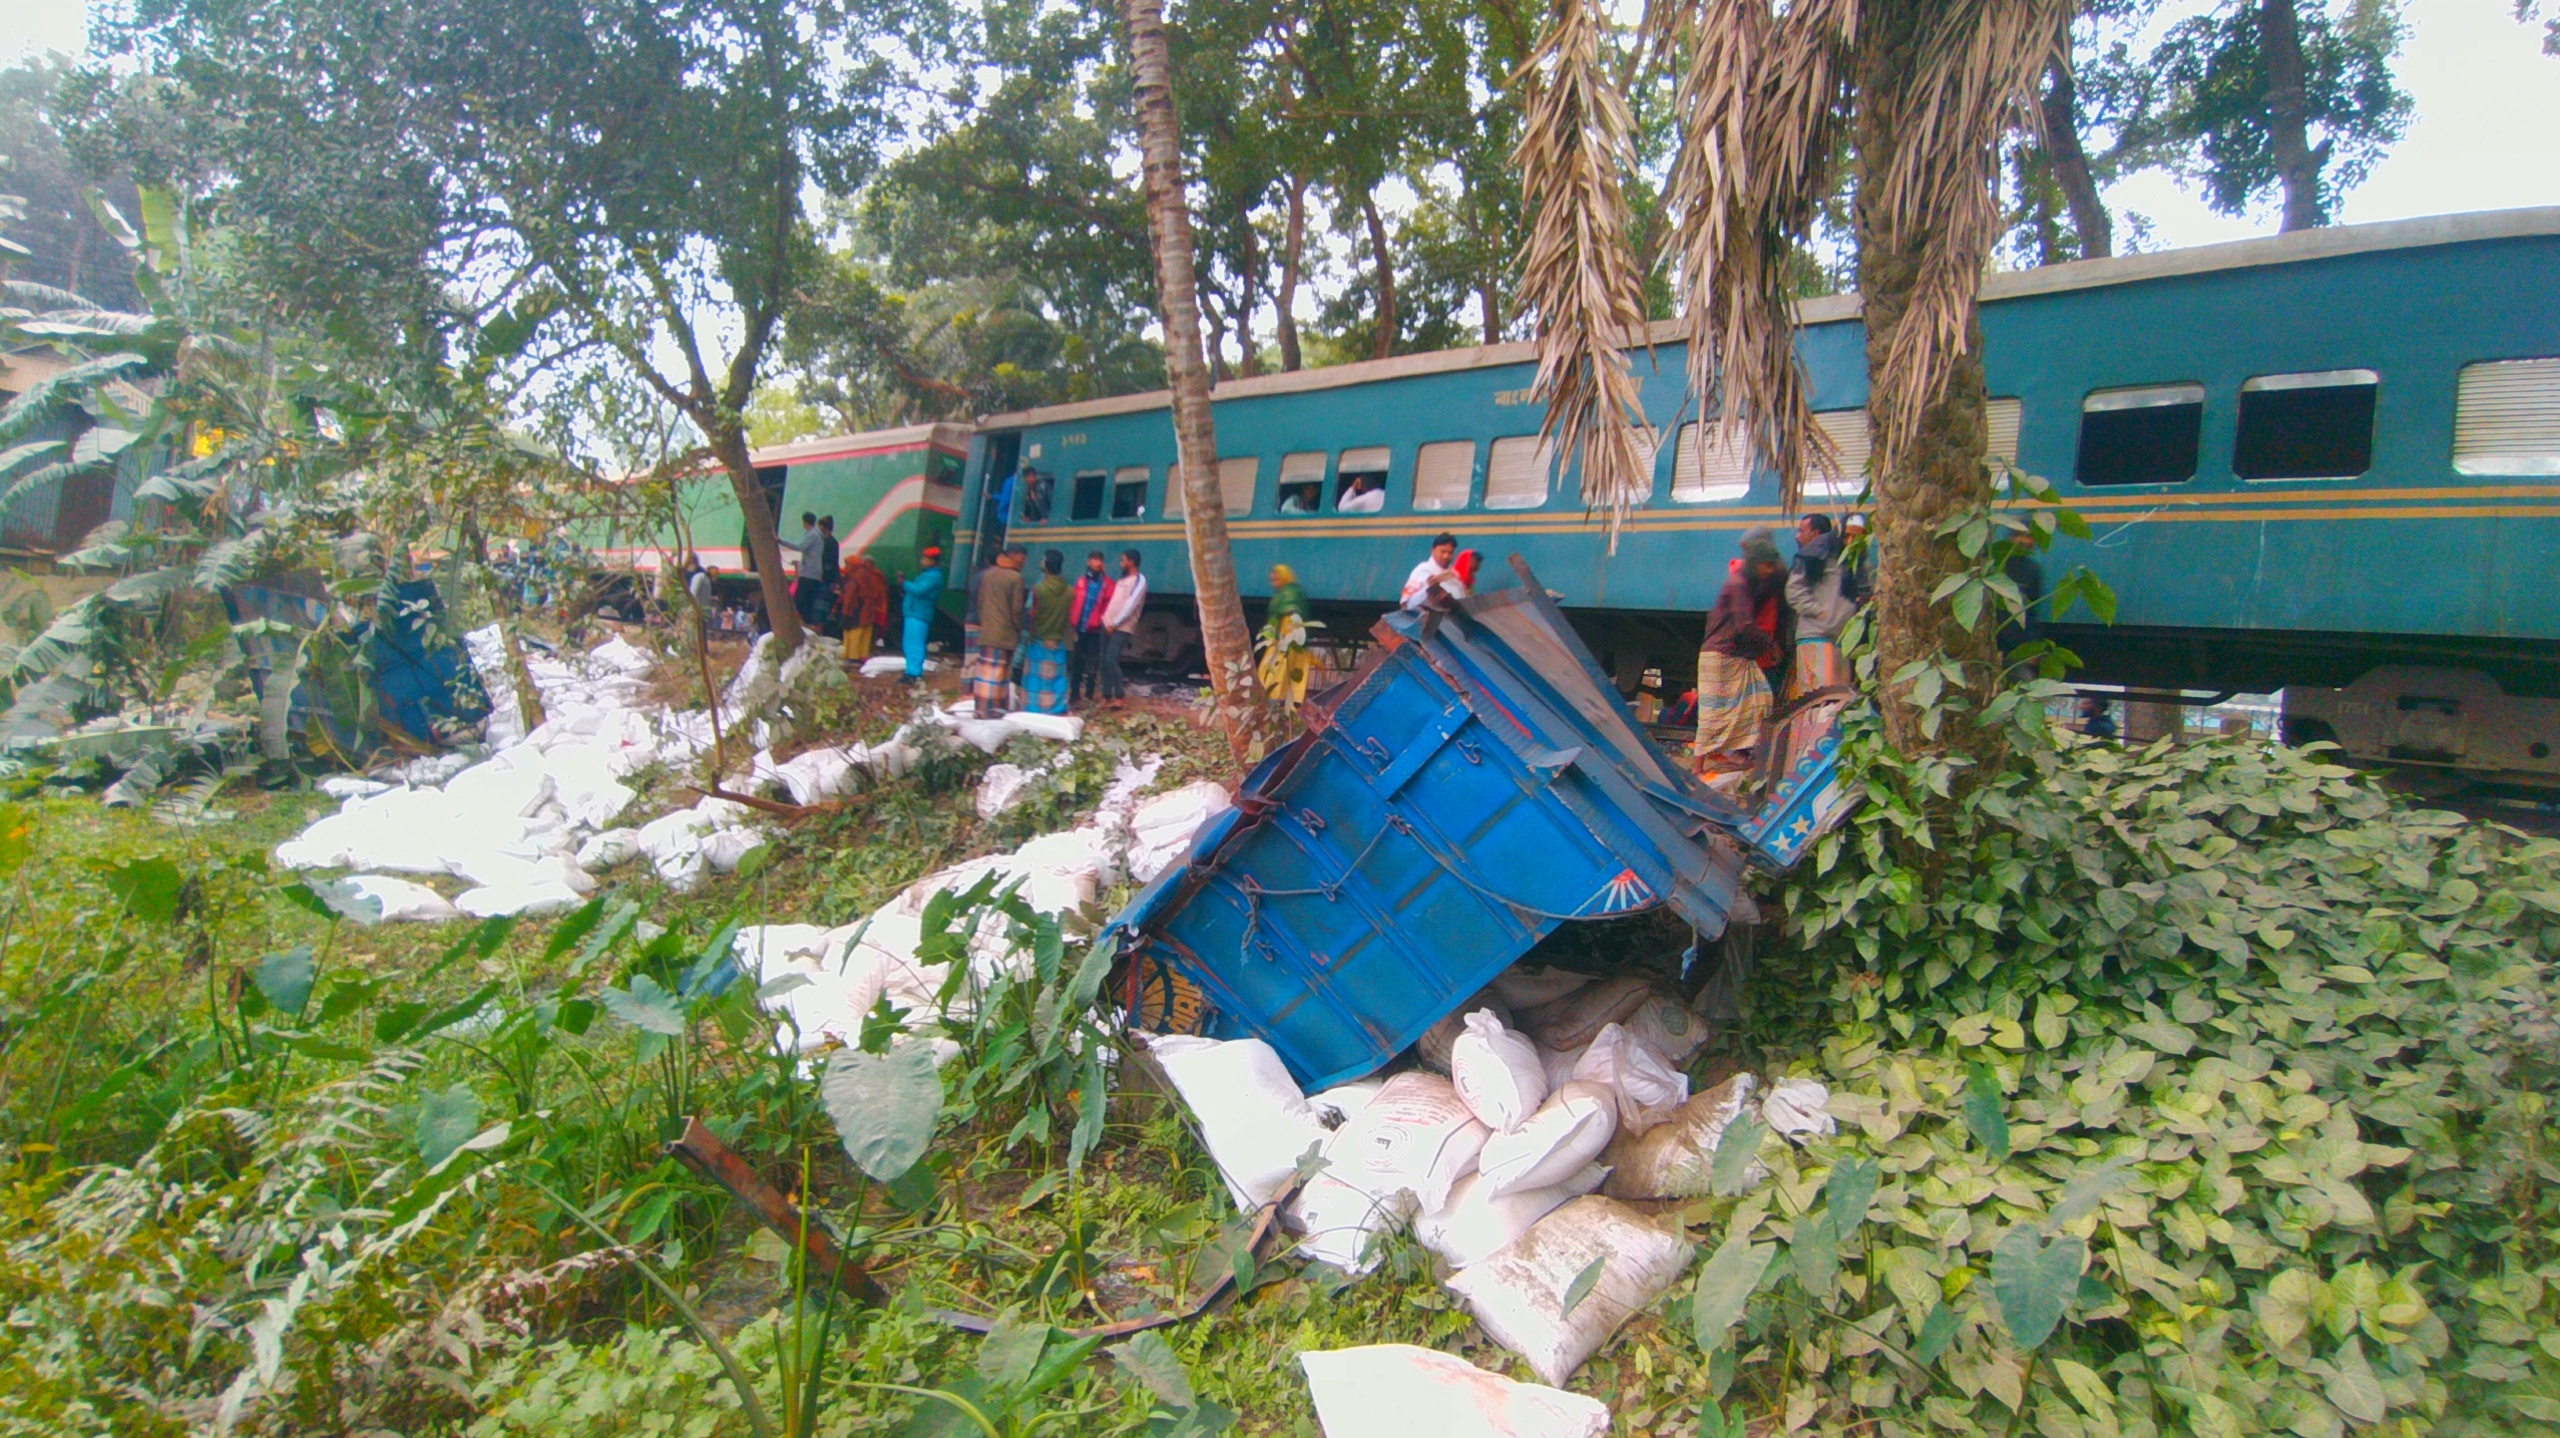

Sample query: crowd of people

[952,545,1150,717]
[1683,514,1871,775]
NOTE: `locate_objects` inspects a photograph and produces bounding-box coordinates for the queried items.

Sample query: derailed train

[594,207,2560,788]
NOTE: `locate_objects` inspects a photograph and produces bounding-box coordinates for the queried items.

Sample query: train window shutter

[2454,357,2560,476]
[1987,398,2023,468]
[1485,435,1555,509]
[1412,441,1474,509]
[1111,466,1149,518]
[1220,456,1258,514]
[1671,421,1752,502]
[1576,427,1660,505]
[1809,410,1871,497]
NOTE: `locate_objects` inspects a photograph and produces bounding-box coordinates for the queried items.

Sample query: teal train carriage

[583,422,969,617]
[960,208,2560,788]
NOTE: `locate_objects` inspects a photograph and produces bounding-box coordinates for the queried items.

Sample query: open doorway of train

[972,432,1021,561]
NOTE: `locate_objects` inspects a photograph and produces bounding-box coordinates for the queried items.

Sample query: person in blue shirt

[901,547,946,681]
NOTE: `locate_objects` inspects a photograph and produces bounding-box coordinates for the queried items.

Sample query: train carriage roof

[977,205,2560,431]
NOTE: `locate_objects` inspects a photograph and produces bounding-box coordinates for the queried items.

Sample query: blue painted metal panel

[1108,564,1831,1090]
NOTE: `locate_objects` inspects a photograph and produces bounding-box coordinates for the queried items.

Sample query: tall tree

[82,0,902,648]
[1521,0,2074,753]
[1121,0,1271,763]
[2148,0,2412,231]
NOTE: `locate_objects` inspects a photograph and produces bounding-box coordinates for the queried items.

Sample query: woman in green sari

[1256,564,1317,707]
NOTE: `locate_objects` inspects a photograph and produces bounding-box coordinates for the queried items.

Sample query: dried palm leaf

[1515,0,1656,551]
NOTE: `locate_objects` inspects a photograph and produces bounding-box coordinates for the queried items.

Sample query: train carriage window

[1987,397,2023,467]
[1336,446,1392,511]
[1163,455,1260,518]
[1111,466,1149,518]
[1412,440,1474,510]
[1809,410,1871,498]
[2234,369,2378,481]
[1277,451,1327,514]
[1069,469,1108,521]
[2453,357,2560,476]
[2077,383,2204,486]
[1576,427,1660,506]
[1485,435,1556,509]
[1672,421,1753,502]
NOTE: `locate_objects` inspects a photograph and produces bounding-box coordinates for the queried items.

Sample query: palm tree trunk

[710,421,803,649]
[1362,191,1398,360]
[1277,175,1307,371]
[1122,0,1270,763]
[1856,0,2002,757]
[2259,0,2324,232]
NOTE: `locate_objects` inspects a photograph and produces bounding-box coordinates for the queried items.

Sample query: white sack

[1450,1009,1548,1133]
[1477,1082,1618,1197]
[1416,993,1511,1074]
[1444,1196,1694,1387]
[858,655,917,678]
[951,717,1018,754]
[1570,1024,1690,1135]
[317,776,391,801]
[1416,1164,1610,1272]
[342,874,462,923]
[1761,1077,1837,1139]
[700,827,765,874]
[1323,1071,1490,1217]
[1145,1035,1331,1212]
[455,881,586,918]
[1124,780,1233,882]
[577,828,642,871]
[1298,1345,1609,1438]
[732,924,835,978]
[976,763,1032,819]
[1004,711,1083,743]
[1310,1077,1388,1129]
[1623,991,1714,1066]
[1291,1173,1408,1275]
[1539,1043,1588,1093]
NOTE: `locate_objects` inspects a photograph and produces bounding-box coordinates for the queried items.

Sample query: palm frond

[0,459,107,516]
[1516,0,1658,550]
[1654,0,1857,510]
[0,352,151,441]
[1861,0,2069,475]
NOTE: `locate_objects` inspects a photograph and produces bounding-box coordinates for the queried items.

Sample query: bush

[1694,722,2560,1435]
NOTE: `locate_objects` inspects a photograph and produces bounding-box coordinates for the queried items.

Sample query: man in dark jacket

[968,545,1027,716]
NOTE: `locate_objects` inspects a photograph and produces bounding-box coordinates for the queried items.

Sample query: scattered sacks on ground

[1298,1344,1610,1438]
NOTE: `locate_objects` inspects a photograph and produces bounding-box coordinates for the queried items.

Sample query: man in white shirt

[1401,533,1460,610]
[1338,474,1385,512]
[1099,548,1148,701]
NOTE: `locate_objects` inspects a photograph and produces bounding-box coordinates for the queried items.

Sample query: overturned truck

[1109,558,1852,1091]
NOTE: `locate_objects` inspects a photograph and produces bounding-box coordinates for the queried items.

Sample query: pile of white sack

[1139,965,1839,1394]
[273,627,1136,916]
[728,770,1234,1052]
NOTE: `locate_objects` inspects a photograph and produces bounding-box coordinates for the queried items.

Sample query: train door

[738,462,788,574]
[974,432,1020,559]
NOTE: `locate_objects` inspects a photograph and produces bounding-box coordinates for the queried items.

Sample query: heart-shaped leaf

[2326,1334,2385,1424]
[252,945,315,1018]
[598,974,687,1036]
[411,1084,482,1169]
[1691,1231,1776,1351]
[1992,1225,2085,1351]
[822,1038,943,1180]
[1710,1111,1767,1196]
[1824,1156,1878,1232]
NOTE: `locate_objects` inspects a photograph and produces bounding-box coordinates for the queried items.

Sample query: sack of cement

[1449,1008,1547,1132]
[1443,1196,1693,1387]
[1568,1024,1688,1134]
[1513,974,1654,1052]
[1600,1073,1761,1200]
[1486,965,1597,1012]
[1322,1071,1491,1218]
[1298,1345,1609,1438]
[1415,1164,1608,1271]
[1143,1034,1332,1212]
[1477,1081,1617,1196]
[1416,993,1511,1074]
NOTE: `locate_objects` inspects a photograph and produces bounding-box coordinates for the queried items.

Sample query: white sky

[7,0,2555,260]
